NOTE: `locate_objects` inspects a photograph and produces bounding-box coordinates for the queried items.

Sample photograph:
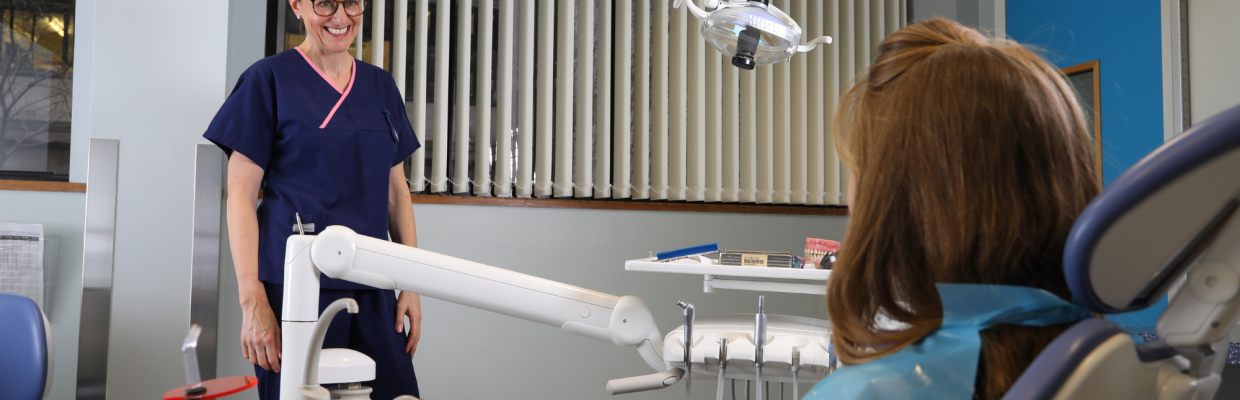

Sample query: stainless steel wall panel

[189,144,224,381]
[76,138,120,400]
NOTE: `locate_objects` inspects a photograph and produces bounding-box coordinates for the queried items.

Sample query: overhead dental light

[675,0,833,70]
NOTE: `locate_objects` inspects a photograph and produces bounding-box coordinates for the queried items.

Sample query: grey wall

[215,204,848,400]
[0,190,85,400]
[1188,0,1240,124]
[83,0,231,398]
[912,0,1004,36]
[912,0,962,24]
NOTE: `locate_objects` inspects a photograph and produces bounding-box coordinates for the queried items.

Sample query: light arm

[306,225,677,393]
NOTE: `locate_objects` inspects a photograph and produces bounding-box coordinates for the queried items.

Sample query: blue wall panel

[1008,0,1165,328]
[1007,0,1164,185]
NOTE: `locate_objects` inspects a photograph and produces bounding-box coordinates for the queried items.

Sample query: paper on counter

[0,222,44,309]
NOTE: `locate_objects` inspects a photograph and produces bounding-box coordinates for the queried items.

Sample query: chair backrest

[0,293,50,400]
[1064,104,1240,314]
[1005,103,1240,400]
[1001,319,1127,400]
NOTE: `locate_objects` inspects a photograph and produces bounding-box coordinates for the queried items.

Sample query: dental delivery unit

[278,226,833,400]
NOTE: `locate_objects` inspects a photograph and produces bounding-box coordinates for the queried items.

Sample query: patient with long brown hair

[808,18,1101,400]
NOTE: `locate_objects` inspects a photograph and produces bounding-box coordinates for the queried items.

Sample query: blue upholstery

[1002,318,1125,400]
[1064,104,1240,313]
[0,294,49,400]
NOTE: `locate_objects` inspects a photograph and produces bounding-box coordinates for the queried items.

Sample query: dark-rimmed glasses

[310,0,365,17]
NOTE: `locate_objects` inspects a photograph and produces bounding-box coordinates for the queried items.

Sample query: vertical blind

[386,0,906,206]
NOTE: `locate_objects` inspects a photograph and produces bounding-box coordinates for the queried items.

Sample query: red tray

[162,376,258,400]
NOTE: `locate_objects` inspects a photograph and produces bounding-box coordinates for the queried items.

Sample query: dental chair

[1002,104,1240,400]
[0,294,53,400]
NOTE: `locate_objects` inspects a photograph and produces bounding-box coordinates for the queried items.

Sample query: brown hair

[826,18,1099,399]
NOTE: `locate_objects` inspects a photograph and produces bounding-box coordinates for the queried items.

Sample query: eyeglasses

[310,0,366,17]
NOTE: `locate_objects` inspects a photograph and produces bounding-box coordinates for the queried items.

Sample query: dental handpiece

[677,301,696,395]
[754,296,767,400]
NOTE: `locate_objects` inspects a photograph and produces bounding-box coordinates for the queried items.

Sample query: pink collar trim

[294,47,356,129]
[295,47,348,94]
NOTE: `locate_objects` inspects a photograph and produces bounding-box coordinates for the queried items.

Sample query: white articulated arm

[308,226,675,393]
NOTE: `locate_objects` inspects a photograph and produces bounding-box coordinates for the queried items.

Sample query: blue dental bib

[804,283,1090,400]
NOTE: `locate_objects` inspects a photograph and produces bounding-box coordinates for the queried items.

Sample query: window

[262,0,901,215]
[0,0,75,182]
[1063,60,1102,185]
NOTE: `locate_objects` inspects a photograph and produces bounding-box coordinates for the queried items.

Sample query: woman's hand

[396,291,422,358]
[240,289,282,372]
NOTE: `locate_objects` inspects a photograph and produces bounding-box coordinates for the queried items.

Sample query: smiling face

[290,0,362,55]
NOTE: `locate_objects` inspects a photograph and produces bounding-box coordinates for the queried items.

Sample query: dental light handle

[796,36,834,53]
[606,368,686,395]
[672,0,708,19]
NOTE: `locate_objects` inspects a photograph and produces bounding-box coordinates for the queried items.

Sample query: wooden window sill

[409,194,850,216]
[0,179,87,193]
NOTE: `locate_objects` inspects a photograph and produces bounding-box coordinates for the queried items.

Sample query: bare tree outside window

[0,0,75,181]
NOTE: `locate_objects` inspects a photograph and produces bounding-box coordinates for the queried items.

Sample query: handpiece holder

[297,298,361,400]
[181,324,206,395]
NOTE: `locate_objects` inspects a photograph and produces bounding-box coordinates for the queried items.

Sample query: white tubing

[791,372,798,399]
[756,366,763,400]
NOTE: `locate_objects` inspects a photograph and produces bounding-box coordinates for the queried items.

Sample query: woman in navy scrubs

[203,1,422,398]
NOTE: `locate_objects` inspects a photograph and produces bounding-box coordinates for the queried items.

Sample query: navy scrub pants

[254,283,420,400]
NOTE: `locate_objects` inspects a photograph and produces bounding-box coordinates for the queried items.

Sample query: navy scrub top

[204,49,420,290]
